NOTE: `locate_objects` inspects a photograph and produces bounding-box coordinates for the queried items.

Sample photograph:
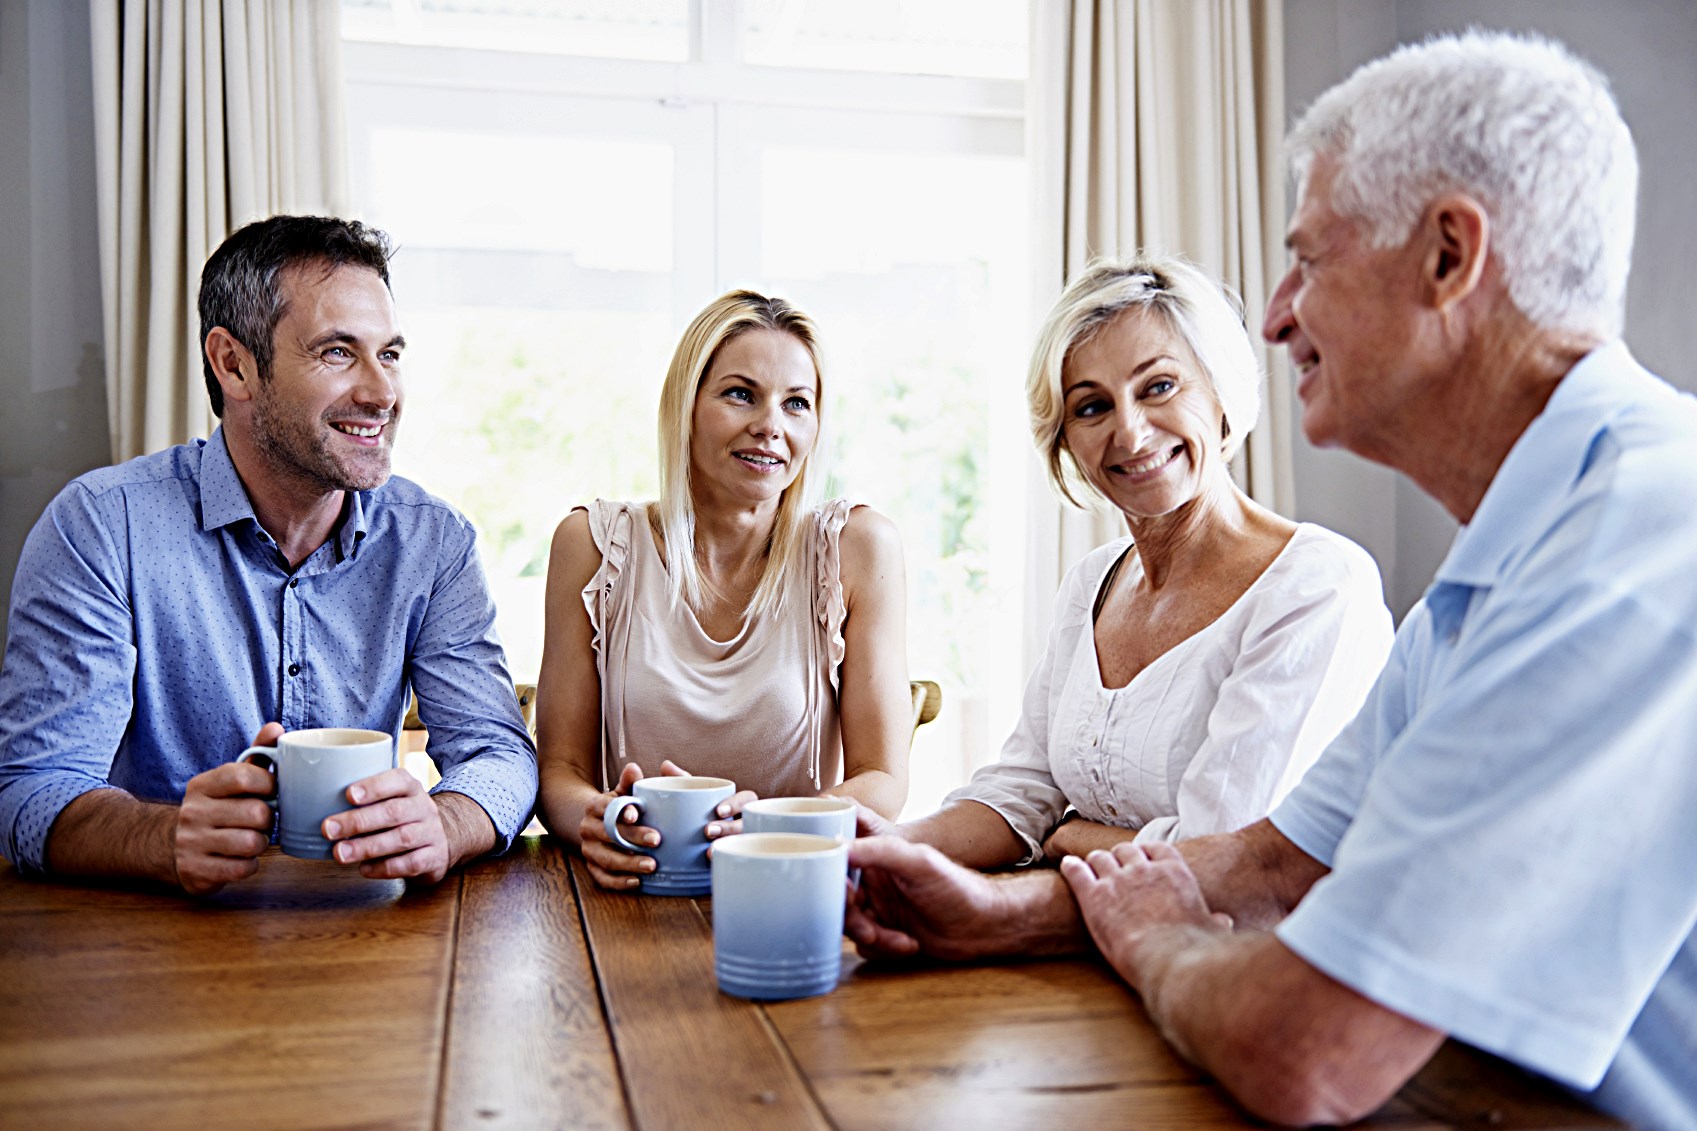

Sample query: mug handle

[603,795,646,852]
[237,747,280,811]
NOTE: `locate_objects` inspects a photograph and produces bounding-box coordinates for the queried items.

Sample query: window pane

[343,0,689,62]
[757,145,1030,815]
[739,0,1027,79]
[368,128,673,269]
[361,128,680,678]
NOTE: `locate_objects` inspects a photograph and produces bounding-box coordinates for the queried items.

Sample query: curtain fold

[91,0,348,463]
[1023,0,1287,666]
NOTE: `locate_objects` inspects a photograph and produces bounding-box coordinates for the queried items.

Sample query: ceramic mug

[603,776,736,896]
[237,728,395,860]
[742,796,857,842]
[712,832,849,1001]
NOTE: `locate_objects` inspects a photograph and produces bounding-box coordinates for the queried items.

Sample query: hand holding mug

[172,722,283,895]
[653,759,757,840]
[579,762,659,890]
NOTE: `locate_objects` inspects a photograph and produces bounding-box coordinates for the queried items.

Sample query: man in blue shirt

[0,215,537,895]
[844,31,1697,1130]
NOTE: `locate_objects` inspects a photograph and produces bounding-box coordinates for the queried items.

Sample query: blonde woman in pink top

[535,291,912,891]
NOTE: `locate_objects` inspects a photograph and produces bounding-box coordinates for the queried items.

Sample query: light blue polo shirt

[1272,341,1697,1131]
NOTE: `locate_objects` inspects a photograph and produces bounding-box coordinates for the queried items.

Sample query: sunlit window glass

[739,0,1027,79]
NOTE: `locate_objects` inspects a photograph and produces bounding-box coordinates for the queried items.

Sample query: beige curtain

[90,0,349,462]
[1023,0,1288,663]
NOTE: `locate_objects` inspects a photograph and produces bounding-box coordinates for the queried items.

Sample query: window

[343,0,1031,815]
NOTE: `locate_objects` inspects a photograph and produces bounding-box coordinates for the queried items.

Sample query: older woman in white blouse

[894,255,1392,868]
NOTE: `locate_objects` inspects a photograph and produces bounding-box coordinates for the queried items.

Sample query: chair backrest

[909,679,941,740]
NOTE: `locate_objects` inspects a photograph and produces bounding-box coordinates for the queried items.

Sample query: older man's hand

[846,836,1007,960]
[1060,842,1233,976]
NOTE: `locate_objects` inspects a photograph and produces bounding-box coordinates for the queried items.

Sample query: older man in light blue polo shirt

[842,31,1697,1130]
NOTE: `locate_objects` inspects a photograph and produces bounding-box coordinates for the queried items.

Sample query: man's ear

[205,327,259,406]
[1420,194,1490,312]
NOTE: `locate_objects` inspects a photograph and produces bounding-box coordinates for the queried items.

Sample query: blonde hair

[655,289,826,619]
[1028,255,1261,508]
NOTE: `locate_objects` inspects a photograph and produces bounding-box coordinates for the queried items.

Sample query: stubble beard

[251,382,394,495]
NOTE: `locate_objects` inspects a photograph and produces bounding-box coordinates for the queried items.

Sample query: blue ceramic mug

[712,832,849,1001]
[603,775,735,896]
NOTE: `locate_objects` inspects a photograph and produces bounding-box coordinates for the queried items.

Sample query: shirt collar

[1432,340,1637,592]
[199,427,258,532]
[199,426,373,562]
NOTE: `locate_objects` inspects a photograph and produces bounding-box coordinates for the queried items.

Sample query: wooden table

[0,837,1619,1130]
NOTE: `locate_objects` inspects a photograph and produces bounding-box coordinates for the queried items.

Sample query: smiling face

[688,329,820,510]
[247,262,405,494]
[1262,155,1431,456]
[1060,307,1227,521]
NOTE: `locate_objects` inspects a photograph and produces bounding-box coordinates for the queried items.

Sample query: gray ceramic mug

[712,832,849,1001]
[603,776,736,896]
[238,728,395,860]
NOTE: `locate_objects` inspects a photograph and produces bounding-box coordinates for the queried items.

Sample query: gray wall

[0,0,111,657]
[1283,0,1697,618]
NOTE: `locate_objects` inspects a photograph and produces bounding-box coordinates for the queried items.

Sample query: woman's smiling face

[1060,307,1227,520]
[689,329,820,509]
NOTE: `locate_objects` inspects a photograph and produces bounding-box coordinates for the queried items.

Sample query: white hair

[1028,255,1261,509]
[1287,29,1637,338]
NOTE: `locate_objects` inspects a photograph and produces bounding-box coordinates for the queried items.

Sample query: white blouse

[947,524,1393,862]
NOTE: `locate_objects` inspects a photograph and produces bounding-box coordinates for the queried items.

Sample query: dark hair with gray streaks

[198,215,394,416]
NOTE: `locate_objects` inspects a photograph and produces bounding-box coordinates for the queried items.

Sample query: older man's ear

[1421,193,1491,312]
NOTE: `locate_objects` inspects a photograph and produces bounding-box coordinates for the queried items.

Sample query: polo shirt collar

[1433,339,1636,592]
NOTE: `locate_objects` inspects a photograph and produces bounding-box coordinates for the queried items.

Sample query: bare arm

[1042,814,1139,862]
[1176,818,1331,931]
[893,799,1028,870]
[828,507,910,819]
[847,817,1324,963]
[533,510,657,890]
[45,723,283,895]
[1064,842,1442,1125]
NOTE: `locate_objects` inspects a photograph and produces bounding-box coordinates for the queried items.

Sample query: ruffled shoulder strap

[580,499,640,654]
[811,498,856,695]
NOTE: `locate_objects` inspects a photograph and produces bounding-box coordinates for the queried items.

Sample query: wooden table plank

[568,856,829,1131]
[0,850,458,1131]
[770,949,1249,1130]
[769,949,1620,1130]
[438,837,629,1130]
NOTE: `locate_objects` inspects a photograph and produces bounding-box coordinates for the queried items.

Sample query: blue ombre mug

[237,728,395,860]
[712,832,849,1001]
[603,776,735,896]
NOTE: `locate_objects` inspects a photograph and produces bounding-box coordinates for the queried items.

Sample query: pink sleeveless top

[580,499,852,796]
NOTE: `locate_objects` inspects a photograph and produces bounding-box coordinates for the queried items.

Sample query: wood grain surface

[0,838,1622,1130]
[0,849,457,1130]
[439,837,628,1130]
[569,855,830,1130]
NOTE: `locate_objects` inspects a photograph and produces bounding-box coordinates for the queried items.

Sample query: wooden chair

[909,679,942,741]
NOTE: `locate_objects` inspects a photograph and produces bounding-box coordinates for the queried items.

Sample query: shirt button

[289,579,299,589]
[288,663,301,676]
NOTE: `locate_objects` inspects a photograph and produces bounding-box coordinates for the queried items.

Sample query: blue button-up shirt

[0,429,537,874]
[1271,342,1697,1131]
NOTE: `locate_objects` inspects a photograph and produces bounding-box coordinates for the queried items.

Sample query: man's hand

[171,721,283,895]
[321,769,492,883]
[1060,842,1232,976]
[846,835,1088,961]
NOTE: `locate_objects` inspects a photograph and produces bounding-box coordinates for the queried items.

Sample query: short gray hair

[1288,30,1637,338]
[1029,255,1261,509]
